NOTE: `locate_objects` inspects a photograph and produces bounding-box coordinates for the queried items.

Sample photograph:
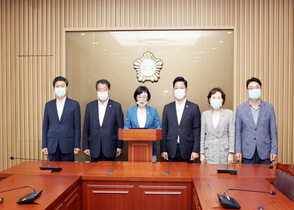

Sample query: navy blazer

[124,105,161,155]
[42,98,81,154]
[160,100,201,159]
[235,100,278,160]
[83,99,124,158]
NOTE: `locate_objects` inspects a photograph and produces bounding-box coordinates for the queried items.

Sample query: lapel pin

[109,105,112,107]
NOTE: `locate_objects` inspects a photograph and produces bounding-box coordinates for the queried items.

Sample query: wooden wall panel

[234,0,294,163]
[0,0,293,171]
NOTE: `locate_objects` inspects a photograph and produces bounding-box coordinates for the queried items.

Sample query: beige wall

[66,30,234,162]
[0,0,293,170]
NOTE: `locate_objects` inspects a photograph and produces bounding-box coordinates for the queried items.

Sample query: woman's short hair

[133,86,151,101]
[207,87,226,105]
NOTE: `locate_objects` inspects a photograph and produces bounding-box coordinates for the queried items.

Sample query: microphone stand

[218,188,276,209]
[164,156,174,174]
[107,159,116,174]
[39,159,62,172]
[223,188,276,195]
[249,164,274,169]
[107,154,119,173]
[217,162,238,175]
[10,156,62,172]
[0,185,43,204]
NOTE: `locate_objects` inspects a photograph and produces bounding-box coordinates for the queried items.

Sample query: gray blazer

[235,100,278,160]
[200,109,235,164]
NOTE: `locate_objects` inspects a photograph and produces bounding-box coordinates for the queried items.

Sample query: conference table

[0,161,293,210]
[193,177,292,209]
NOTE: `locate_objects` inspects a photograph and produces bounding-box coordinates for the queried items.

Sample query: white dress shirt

[98,99,109,126]
[175,99,186,143]
[137,108,146,128]
[56,97,66,120]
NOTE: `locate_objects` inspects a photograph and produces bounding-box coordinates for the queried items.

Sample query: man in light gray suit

[235,77,278,164]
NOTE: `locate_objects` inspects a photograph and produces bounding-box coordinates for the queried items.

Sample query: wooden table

[0,161,96,177]
[192,177,294,210]
[82,161,192,210]
[82,161,192,181]
[188,163,276,182]
[0,161,293,210]
[0,174,81,210]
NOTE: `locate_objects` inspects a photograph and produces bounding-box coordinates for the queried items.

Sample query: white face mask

[55,88,66,98]
[97,92,109,101]
[136,101,147,107]
[248,89,261,100]
[174,89,186,100]
[210,99,222,110]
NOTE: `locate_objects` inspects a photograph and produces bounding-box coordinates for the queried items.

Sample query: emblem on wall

[133,51,163,83]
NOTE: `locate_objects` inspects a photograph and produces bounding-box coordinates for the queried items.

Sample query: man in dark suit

[83,79,124,162]
[160,76,201,163]
[235,77,278,164]
[42,76,81,161]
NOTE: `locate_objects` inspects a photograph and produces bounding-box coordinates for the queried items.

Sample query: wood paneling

[0,0,293,171]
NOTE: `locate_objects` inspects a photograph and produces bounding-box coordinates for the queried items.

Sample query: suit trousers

[91,146,115,162]
[242,147,270,164]
[48,143,75,162]
[168,144,192,163]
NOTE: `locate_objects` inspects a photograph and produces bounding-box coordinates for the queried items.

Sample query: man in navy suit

[42,76,81,161]
[235,77,278,164]
[83,79,124,162]
[160,76,201,163]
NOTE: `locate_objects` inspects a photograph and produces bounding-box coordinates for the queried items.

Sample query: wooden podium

[118,128,162,162]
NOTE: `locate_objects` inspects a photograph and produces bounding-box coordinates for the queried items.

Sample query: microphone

[217,188,276,209]
[258,205,265,210]
[0,185,43,204]
[163,156,174,174]
[10,156,62,172]
[223,188,276,195]
[248,164,274,169]
[217,162,238,175]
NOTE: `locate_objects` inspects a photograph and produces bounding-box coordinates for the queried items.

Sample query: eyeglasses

[248,85,261,90]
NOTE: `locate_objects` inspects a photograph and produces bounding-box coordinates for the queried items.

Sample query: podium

[118,128,162,162]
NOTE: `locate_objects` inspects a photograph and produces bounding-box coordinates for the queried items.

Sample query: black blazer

[42,98,81,154]
[83,99,124,158]
[160,100,201,159]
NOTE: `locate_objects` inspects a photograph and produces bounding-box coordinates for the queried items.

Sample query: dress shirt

[137,108,146,128]
[212,115,219,128]
[176,99,186,143]
[98,99,109,126]
[56,97,66,120]
[249,100,260,124]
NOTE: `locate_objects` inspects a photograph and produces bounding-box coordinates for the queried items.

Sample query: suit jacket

[83,99,124,158]
[160,100,201,159]
[200,109,235,164]
[42,98,81,154]
[124,105,161,155]
[235,100,278,160]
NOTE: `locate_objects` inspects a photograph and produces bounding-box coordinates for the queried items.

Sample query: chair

[274,163,294,201]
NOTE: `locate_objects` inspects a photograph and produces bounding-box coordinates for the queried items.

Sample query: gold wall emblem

[133,51,163,83]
